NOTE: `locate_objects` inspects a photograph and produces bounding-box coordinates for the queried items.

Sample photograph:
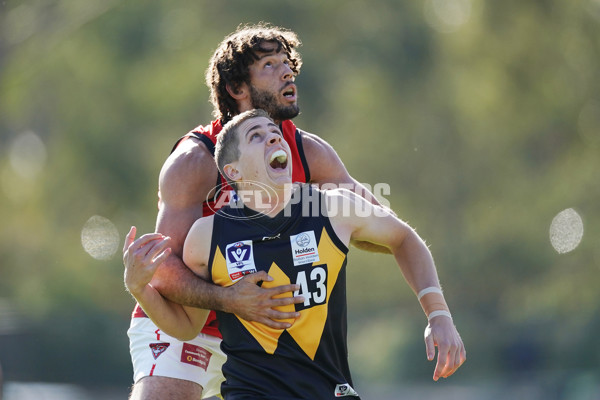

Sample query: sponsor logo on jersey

[334,383,359,397]
[290,231,320,266]
[149,342,170,360]
[180,343,212,371]
[225,240,257,281]
[261,233,281,241]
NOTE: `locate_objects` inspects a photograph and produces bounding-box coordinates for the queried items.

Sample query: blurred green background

[1,0,599,399]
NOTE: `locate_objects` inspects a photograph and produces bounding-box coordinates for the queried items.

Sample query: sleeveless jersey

[208,185,360,399]
[132,119,311,339]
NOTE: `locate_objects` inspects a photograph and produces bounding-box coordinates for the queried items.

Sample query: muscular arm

[300,130,392,253]
[123,227,210,341]
[148,138,226,309]
[327,189,466,381]
[327,189,439,293]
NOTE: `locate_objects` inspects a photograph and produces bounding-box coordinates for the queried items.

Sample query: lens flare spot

[81,215,120,260]
[549,208,584,254]
[424,0,472,33]
[9,131,47,180]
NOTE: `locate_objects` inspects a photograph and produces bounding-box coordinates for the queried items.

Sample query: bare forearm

[151,254,231,311]
[132,283,202,340]
[393,231,440,294]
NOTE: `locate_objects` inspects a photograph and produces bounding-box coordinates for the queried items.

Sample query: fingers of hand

[433,337,465,381]
[267,294,305,307]
[138,236,169,262]
[231,277,302,324]
[451,341,467,375]
[256,316,294,330]
[437,349,456,378]
[124,239,171,293]
[269,310,300,320]
[424,332,435,361]
[238,275,301,303]
[448,347,463,377]
[267,283,301,297]
[125,234,171,269]
[266,308,300,321]
[124,232,163,258]
[246,271,272,283]
[433,346,445,381]
[123,226,137,254]
[152,246,172,267]
[252,287,302,317]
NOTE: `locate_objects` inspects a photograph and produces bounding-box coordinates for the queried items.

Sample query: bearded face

[249,84,300,122]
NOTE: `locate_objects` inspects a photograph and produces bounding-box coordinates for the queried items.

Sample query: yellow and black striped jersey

[208,184,360,400]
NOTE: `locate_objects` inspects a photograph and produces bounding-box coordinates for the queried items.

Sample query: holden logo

[295,233,310,247]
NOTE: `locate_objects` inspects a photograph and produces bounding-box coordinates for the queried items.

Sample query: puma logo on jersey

[334,383,359,397]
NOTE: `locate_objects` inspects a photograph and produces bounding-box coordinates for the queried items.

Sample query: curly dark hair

[206,23,302,123]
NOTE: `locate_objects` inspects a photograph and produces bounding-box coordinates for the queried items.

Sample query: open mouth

[269,149,288,170]
[282,84,296,99]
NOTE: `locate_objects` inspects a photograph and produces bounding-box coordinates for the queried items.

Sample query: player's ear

[223,163,241,182]
[226,83,248,100]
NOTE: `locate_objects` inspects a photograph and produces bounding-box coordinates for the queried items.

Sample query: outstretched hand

[224,271,305,330]
[123,226,172,295]
[424,316,466,381]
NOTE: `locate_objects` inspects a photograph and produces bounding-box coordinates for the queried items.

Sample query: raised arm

[300,129,392,253]
[148,138,221,308]
[327,189,466,381]
[123,137,301,328]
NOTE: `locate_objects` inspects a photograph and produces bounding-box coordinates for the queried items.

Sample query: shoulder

[298,129,351,185]
[183,214,215,274]
[322,187,357,209]
[159,136,218,208]
[185,215,215,256]
[319,188,356,246]
[188,214,215,239]
[298,129,334,156]
[323,187,388,224]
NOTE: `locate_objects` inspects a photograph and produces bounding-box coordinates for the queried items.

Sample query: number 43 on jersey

[293,265,328,311]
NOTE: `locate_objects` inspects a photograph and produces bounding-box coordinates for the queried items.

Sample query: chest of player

[208,202,349,312]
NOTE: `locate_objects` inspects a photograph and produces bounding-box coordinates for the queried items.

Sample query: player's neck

[236,184,293,217]
[236,104,282,125]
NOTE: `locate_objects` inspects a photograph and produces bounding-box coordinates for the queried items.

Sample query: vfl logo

[149,342,170,360]
[227,242,251,264]
[225,240,256,281]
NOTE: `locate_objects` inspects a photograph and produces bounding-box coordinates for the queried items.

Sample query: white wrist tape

[417,286,443,300]
[428,310,452,321]
[417,286,451,320]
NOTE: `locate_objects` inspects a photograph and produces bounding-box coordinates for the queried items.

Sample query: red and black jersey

[132,119,311,339]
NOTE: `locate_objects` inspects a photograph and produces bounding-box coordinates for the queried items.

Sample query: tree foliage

[1,0,599,389]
